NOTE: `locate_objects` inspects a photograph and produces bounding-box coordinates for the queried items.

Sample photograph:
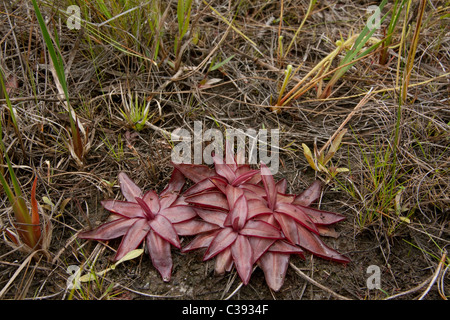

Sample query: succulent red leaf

[246,199,273,219]
[260,163,277,210]
[142,190,160,216]
[171,195,190,206]
[160,168,185,198]
[78,218,136,240]
[248,237,276,264]
[147,229,173,282]
[213,155,236,184]
[296,224,350,263]
[275,202,319,235]
[225,193,247,230]
[239,183,266,199]
[231,169,260,186]
[231,235,253,284]
[275,178,287,194]
[203,227,238,260]
[195,208,227,227]
[181,230,219,252]
[224,185,245,212]
[275,192,296,204]
[258,251,290,292]
[268,240,304,255]
[185,191,229,211]
[173,219,219,236]
[272,211,300,245]
[115,218,150,261]
[212,150,261,187]
[292,180,322,206]
[183,177,217,196]
[235,165,261,185]
[238,219,282,239]
[295,205,346,226]
[118,172,142,202]
[171,162,215,183]
[101,200,145,219]
[148,214,181,248]
[208,176,228,194]
[256,240,304,292]
[159,205,197,223]
[214,248,234,275]
[135,197,156,219]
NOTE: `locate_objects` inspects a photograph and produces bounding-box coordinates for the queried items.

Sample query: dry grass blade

[289,262,351,300]
[320,88,374,155]
[32,0,89,166]
[0,250,46,298]
[401,0,427,102]
[0,68,26,157]
[418,249,447,300]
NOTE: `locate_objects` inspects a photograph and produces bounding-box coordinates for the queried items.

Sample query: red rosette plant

[78,169,197,281]
[174,145,349,291]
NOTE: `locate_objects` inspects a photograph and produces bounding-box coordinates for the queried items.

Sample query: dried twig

[319,87,373,155]
[385,250,448,300]
[418,250,447,300]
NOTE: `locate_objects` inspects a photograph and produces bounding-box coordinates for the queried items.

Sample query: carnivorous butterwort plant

[174,146,349,291]
[79,144,349,290]
[78,169,196,281]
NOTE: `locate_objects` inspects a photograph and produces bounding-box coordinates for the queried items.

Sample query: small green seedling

[79,249,144,283]
[120,90,152,131]
[302,129,349,183]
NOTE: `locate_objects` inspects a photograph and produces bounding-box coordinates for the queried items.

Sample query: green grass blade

[0,69,26,156]
[0,167,15,208]
[32,0,68,101]
[32,0,87,163]
[337,0,389,71]
[5,153,23,200]
[322,0,389,96]
[284,0,317,58]
[0,70,18,129]
[209,55,235,71]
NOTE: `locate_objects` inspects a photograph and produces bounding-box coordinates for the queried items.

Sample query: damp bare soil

[0,0,448,300]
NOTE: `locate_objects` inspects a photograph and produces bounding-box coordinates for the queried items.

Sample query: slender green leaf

[209,55,235,71]
[32,0,68,101]
[79,249,144,282]
[329,0,389,83]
